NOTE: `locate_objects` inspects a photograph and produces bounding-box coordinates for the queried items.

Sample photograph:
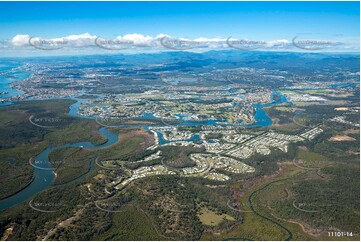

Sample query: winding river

[0,127,118,211]
[0,90,289,211]
[223,179,293,241]
[250,90,290,127]
[248,179,293,241]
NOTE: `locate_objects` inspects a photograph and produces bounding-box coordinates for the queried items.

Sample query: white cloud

[115,33,154,46]
[5,33,358,54]
[194,37,226,42]
[65,33,95,41]
[266,39,290,47]
[11,33,97,48]
[155,33,170,39]
[55,33,97,47]
[11,34,30,46]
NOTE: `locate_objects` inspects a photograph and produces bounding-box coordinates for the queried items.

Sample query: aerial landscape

[0,1,359,241]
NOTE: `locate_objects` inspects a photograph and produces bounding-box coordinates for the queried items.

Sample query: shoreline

[0,174,35,202]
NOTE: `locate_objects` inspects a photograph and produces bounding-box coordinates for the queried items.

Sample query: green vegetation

[94,131,151,161]
[272,165,359,233]
[75,94,98,99]
[265,105,294,125]
[204,133,223,139]
[0,100,107,199]
[0,100,106,199]
[242,144,297,177]
[0,184,85,241]
[198,207,235,226]
[0,85,359,241]
[0,145,35,199]
[95,205,164,241]
[160,145,205,169]
[296,150,327,162]
[48,147,94,185]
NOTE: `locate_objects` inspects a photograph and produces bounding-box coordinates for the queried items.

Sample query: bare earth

[1,227,13,241]
[329,135,356,141]
[343,129,360,135]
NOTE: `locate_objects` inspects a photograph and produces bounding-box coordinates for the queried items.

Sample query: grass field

[198,207,235,226]
[296,150,327,162]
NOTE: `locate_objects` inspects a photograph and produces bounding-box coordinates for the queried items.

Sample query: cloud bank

[1,32,359,56]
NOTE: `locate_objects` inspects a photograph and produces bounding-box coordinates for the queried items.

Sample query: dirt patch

[1,227,13,241]
[198,207,235,226]
[118,129,154,152]
[298,146,309,152]
[294,100,348,107]
[270,117,280,126]
[343,129,360,135]
[329,135,356,141]
[334,107,349,111]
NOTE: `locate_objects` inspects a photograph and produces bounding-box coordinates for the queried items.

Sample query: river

[0,127,118,211]
[0,64,29,106]
[0,73,289,211]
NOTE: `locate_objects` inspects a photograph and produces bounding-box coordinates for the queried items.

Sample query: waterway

[248,179,293,241]
[156,131,202,145]
[83,91,289,130]
[0,127,118,211]
[249,90,290,128]
[0,64,29,106]
[0,72,290,211]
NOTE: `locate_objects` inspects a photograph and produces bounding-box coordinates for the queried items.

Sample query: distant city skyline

[0,1,359,56]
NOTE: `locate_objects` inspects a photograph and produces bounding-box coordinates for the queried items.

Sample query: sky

[0,1,359,56]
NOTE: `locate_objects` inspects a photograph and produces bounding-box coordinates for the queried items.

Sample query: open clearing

[329,135,356,141]
[198,207,235,226]
[343,129,360,135]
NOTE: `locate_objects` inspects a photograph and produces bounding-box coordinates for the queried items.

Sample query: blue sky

[0,1,359,56]
[0,1,359,39]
